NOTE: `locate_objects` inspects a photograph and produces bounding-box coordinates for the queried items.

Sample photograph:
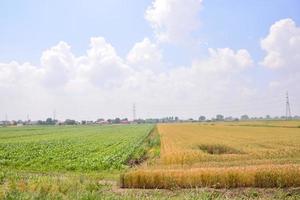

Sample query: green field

[0,125,153,171]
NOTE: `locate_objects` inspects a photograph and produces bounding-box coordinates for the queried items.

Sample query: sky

[0,0,300,121]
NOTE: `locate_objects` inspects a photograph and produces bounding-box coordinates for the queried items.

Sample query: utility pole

[5,113,8,126]
[133,103,136,121]
[286,92,292,120]
[53,109,56,121]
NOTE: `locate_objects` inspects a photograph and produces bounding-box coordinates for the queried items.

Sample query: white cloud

[193,48,253,72]
[4,23,300,120]
[145,0,202,43]
[40,41,76,88]
[78,37,132,88]
[261,18,300,116]
[0,61,42,89]
[0,38,257,120]
[260,18,300,69]
[126,38,163,72]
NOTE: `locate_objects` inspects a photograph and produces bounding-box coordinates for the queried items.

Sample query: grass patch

[126,127,161,167]
[198,144,242,155]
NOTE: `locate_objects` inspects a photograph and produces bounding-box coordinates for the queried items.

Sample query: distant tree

[241,115,249,121]
[81,120,86,125]
[135,119,146,124]
[265,115,271,120]
[46,118,54,125]
[114,118,121,124]
[175,116,179,121]
[65,119,76,125]
[199,116,206,121]
[37,120,45,125]
[216,114,224,121]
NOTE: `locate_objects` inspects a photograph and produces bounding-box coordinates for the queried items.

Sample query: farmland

[158,122,300,166]
[122,121,300,189]
[0,125,154,171]
[1,122,300,199]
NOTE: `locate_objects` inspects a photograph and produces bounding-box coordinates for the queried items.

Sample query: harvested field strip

[121,164,300,189]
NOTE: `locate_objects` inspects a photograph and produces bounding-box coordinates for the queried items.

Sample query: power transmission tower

[133,103,136,121]
[286,92,292,120]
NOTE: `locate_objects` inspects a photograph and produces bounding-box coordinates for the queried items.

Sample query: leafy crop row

[0,125,153,171]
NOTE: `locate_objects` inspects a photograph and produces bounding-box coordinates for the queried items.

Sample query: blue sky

[0,0,152,63]
[1,0,299,64]
[0,0,300,120]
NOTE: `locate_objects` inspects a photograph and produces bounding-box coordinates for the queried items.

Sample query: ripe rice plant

[122,121,300,189]
[121,164,300,189]
[158,123,300,166]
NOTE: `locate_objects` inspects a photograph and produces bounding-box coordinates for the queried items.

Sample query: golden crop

[158,123,300,166]
[122,121,300,188]
[122,164,300,189]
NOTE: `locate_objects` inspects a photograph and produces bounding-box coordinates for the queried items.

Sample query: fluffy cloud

[145,0,202,43]
[193,48,253,72]
[126,38,163,72]
[41,41,76,88]
[261,18,300,69]
[78,37,132,88]
[0,62,41,87]
[0,36,256,120]
[261,19,300,115]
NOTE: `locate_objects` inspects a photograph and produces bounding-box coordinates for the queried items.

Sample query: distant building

[224,116,234,121]
[96,119,106,124]
[120,119,130,124]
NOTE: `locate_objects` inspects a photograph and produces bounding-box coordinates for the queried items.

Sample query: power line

[139,98,285,112]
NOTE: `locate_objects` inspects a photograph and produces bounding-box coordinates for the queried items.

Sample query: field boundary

[125,126,160,167]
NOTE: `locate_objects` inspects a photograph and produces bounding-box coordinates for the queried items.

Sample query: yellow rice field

[158,122,300,166]
[122,121,300,188]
